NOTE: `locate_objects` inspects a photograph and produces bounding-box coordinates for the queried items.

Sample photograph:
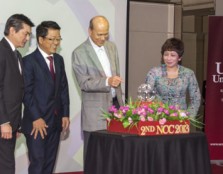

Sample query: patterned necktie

[47,56,55,81]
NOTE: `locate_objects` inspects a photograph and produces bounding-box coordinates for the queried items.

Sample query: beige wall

[215,0,223,15]
[181,2,212,116]
[128,2,180,99]
[127,0,215,110]
[183,0,213,5]
[182,0,214,10]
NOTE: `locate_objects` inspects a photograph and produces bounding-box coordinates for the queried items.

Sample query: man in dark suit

[72,16,124,160]
[0,14,34,174]
[21,21,70,174]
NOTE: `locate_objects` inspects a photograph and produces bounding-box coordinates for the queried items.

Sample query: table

[84,130,211,174]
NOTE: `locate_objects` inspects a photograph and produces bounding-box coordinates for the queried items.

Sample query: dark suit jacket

[0,38,24,132]
[21,48,69,134]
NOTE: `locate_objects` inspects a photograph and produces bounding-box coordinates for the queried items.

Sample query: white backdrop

[0,0,127,173]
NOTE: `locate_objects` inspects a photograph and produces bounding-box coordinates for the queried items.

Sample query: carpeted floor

[55,164,223,174]
[55,172,82,174]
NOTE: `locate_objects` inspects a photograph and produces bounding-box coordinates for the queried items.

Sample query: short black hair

[36,21,61,43]
[161,37,184,57]
[4,14,34,36]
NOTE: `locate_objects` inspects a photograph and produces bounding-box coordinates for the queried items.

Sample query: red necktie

[47,56,55,81]
[47,56,57,115]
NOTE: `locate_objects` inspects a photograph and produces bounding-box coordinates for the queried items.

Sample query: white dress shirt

[38,46,56,72]
[89,38,116,97]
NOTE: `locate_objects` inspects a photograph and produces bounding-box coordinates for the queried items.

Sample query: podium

[84,130,211,174]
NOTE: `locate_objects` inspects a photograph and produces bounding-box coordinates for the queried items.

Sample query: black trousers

[83,98,120,166]
[83,131,91,165]
[112,96,120,109]
[25,130,61,174]
[0,132,16,174]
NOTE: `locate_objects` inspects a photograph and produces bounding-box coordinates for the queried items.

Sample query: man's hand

[31,118,48,139]
[108,76,123,87]
[0,123,12,139]
[62,117,70,132]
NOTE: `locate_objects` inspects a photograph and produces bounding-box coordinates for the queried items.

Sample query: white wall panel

[0,0,127,173]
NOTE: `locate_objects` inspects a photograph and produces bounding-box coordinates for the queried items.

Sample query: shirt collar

[38,46,53,58]
[89,37,105,52]
[4,36,16,51]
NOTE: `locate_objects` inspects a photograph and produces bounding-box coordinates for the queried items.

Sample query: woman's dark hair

[4,14,34,36]
[36,21,61,43]
[161,37,184,57]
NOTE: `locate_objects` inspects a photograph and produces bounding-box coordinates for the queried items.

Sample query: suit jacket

[21,48,69,134]
[72,38,124,131]
[0,38,24,132]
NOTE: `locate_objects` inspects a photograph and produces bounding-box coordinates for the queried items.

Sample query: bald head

[89,16,109,30]
[88,16,109,47]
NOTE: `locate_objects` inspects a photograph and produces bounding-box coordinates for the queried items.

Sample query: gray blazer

[72,38,123,131]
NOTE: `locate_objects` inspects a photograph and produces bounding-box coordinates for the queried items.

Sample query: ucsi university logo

[213,62,223,83]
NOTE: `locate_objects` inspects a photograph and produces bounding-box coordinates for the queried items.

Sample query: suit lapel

[35,49,54,84]
[85,40,106,76]
[12,51,23,76]
[104,43,116,76]
[54,55,60,96]
[2,38,23,77]
[15,50,24,75]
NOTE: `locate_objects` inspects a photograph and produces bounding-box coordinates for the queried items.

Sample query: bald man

[72,16,124,160]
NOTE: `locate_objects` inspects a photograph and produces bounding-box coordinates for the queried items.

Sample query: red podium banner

[107,120,190,136]
[205,16,223,159]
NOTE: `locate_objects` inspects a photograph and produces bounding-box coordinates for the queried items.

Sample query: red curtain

[205,16,223,160]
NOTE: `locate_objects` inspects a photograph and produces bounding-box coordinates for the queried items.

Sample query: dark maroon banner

[205,16,223,160]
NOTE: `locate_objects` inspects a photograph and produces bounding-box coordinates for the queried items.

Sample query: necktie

[47,56,55,81]
[47,56,57,115]
[14,50,22,74]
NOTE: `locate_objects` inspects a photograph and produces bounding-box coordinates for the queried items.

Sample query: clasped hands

[108,76,123,87]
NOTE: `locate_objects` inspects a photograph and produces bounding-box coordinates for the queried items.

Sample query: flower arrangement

[103,99,203,129]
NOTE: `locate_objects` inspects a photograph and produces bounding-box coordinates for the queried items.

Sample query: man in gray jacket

[72,15,124,160]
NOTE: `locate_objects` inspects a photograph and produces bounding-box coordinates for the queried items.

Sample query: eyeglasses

[44,37,62,42]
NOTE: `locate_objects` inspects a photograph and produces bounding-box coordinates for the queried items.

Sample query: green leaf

[123,120,130,128]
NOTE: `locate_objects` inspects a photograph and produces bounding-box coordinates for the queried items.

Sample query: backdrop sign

[0,0,127,173]
[205,16,223,159]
